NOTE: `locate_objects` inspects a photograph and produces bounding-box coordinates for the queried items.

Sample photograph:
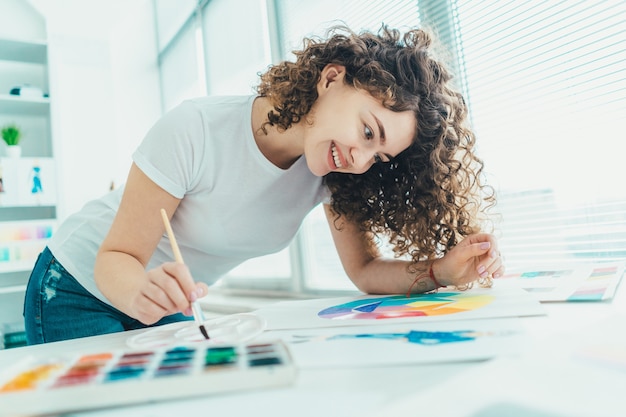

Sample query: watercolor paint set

[0,341,296,416]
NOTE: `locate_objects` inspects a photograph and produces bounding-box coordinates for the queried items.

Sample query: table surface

[1,281,624,417]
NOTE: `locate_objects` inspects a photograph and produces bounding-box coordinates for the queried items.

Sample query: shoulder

[184,95,255,114]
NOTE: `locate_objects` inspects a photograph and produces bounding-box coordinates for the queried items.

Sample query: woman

[24,25,503,344]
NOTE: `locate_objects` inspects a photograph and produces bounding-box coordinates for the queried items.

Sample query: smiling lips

[330,142,345,169]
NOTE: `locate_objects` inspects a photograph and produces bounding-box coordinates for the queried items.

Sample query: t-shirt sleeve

[132,101,206,199]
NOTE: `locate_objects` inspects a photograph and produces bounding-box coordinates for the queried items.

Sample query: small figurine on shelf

[30,162,43,195]
[1,124,22,158]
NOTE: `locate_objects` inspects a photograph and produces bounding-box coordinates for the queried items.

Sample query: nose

[350,147,375,174]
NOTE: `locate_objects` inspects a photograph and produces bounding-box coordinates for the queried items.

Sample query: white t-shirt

[49,95,329,305]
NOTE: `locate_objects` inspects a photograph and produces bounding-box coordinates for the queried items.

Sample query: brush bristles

[199,325,210,340]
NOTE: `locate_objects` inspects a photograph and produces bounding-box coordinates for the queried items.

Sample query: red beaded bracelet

[429,262,444,288]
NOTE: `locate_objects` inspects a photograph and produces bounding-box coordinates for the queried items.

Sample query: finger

[465,233,497,246]
[134,293,169,325]
[161,262,197,311]
[479,249,504,278]
[191,282,209,302]
[163,262,197,305]
[143,280,178,312]
[490,249,505,278]
[465,241,492,259]
[492,263,505,279]
[483,254,502,277]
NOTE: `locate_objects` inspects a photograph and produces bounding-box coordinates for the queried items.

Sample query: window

[154,0,197,51]
[201,0,271,95]
[198,0,292,291]
[154,0,204,112]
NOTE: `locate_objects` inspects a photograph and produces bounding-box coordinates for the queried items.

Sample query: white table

[1,283,624,417]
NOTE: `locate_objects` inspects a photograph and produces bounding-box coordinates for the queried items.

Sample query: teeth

[332,143,343,168]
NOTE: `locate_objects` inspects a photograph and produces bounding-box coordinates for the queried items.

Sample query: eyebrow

[372,113,386,143]
[372,113,393,161]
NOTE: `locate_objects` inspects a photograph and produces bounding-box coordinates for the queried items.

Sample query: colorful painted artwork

[292,329,505,345]
[317,292,495,320]
[254,319,527,368]
[0,158,56,206]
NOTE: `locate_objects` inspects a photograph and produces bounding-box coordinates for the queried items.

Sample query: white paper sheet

[253,287,545,330]
[255,318,527,369]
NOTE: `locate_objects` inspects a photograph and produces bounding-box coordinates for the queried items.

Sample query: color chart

[497,262,625,302]
[0,220,56,272]
[0,341,296,416]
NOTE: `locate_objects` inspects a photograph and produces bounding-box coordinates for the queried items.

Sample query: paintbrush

[160,208,210,340]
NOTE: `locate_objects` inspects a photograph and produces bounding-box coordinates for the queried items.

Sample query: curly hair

[257,25,495,270]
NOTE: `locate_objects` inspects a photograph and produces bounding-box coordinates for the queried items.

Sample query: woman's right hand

[129,262,208,325]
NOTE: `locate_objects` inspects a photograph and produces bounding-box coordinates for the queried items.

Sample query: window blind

[277,0,421,59]
[450,0,626,271]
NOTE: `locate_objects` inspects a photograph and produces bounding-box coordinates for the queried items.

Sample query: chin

[306,160,329,177]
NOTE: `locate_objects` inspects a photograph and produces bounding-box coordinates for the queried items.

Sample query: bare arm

[324,203,504,294]
[94,163,206,324]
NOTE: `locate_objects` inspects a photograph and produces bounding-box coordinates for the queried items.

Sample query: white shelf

[0,260,35,274]
[0,285,26,295]
[0,38,47,64]
[0,93,49,116]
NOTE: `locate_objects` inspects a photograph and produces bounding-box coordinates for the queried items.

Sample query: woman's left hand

[432,233,504,287]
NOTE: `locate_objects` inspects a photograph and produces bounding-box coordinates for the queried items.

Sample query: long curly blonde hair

[257,25,495,271]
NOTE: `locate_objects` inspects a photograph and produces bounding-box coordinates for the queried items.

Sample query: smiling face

[302,65,416,177]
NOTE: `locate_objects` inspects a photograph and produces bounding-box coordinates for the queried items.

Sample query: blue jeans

[24,247,191,345]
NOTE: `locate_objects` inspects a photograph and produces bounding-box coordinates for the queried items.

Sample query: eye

[364,125,374,140]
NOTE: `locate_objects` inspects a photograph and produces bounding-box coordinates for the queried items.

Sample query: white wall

[24,0,163,221]
[0,0,45,39]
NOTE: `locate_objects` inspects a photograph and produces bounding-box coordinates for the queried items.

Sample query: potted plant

[1,124,22,157]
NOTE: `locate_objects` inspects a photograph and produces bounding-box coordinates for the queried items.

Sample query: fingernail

[183,307,193,316]
[480,242,491,250]
[477,265,486,274]
[490,250,497,258]
[493,272,501,278]
[189,290,198,302]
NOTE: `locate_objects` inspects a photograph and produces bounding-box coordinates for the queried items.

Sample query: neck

[251,97,305,170]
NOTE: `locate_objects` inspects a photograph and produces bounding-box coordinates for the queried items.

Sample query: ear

[317,64,346,95]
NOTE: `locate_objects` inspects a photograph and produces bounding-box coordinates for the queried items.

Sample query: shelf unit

[0,36,56,337]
